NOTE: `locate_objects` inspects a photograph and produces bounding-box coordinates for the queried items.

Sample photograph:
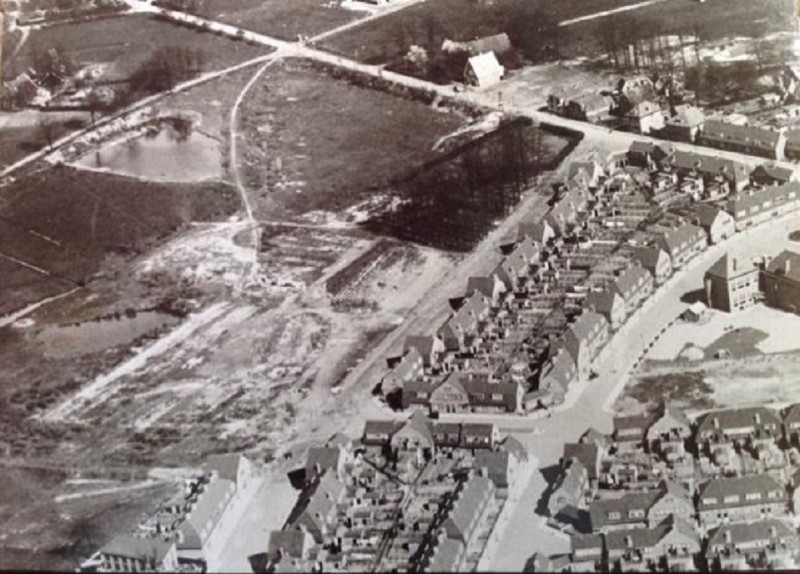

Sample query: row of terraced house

[380,141,800,416]
[539,402,800,572]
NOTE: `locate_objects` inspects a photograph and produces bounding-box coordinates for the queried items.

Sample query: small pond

[36,311,181,359]
[75,125,222,183]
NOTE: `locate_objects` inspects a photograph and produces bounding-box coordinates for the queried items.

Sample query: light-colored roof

[701,119,783,149]
[466,52,504,84]
[445,474,494,539]
[668,105,705,128]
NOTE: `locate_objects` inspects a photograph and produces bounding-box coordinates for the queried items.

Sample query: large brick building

[763,250,800,315]
[704,254,762,312]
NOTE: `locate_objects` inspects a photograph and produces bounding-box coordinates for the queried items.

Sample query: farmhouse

[464,52,504,88]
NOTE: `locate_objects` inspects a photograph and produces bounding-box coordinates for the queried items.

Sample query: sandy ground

[647,305,800,360]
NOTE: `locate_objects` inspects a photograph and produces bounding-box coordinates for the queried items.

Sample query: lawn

[158,0,362,41]
[0,167,240,314]
[0,114,90,170]
[236,59,464,220]
[6,14,269,82]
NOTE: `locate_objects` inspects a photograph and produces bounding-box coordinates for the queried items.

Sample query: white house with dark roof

[585,288,626,331]
[726,182,800,231]
[695,406,782,448]
[589,481,693,533]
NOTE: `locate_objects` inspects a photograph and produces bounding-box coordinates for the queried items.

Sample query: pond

[36,311,181,359]
[75,126,222,183]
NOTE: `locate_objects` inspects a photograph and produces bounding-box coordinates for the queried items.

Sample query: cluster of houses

[79,455,256,573]
[380,140,800,416]
[262,412,530,573]
[539,402,800,572]
[548,74,800,163]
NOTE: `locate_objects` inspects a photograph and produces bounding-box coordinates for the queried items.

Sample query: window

[492,393,503,401]
[745,492,762,501]
[723,494,739,504]
[703,497,718,506]
[609,511,622,520]
[629,509,645,519]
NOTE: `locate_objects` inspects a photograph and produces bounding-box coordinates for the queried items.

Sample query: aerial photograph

[4,0,800,572]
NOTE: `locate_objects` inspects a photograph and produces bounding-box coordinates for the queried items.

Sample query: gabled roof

[563,442,600,480]
[658,223,706,254]
[499,435,528,462]
[445,474,494,539]
[613,267,652,300]
[397,409,434,445]
[586,288,624,317]
[204,453,249,487]
[727,182,800,216]
[706,519,797,556]
[305,447,343,477]
[100,535,175,562]
[570,533,604,553]
[363,419,402,439]
[784,402,800,424]
[180,477,236,547]
[464,33,512,56]
[539,348,577,394]
[693,203,730,229]
[696,406,782,435]
[590,491,662,529]
[632,246,668,271]
[626,100,662,119]
[566,310,608,345]
[404,335,442,358]
[667,150,752,184]
[613,413,657,439]
[698,474,786,509]
[517,219,553,244]
[667,105,705,128]
[474,450,511,487]
[428,538,465,572]
[766,250,800,282]
[466,275,505,299]
[268,528,313,560]
[466,52,504,84]
[569,92,613,114]
[701,119,783,149]
[605,515,699,552]
[752,162,798,182]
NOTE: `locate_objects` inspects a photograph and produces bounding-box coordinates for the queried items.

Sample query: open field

[159,0,362,41]
[0,167,240,314]
[236,59,465,221]
[5,14,269,82]
[321,0,648,69]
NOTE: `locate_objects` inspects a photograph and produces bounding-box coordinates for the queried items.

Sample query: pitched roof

[613,413,658,439]
[701,119,783,149]
[427,538,465,572]
[586,288,624,317]
[613,267,652,300]
[632,246,667,271]
[668,150,752,184]
[498,435,528,462]
[605,515,699,552]
[626,100,662,119]
[693,203,730,229]
[696,406,782,434]
[268,528,312,559]
[567,310,608,344]
[658,223,706,254]
[570,533,604,553]
[706,519,795,555]
[563,442,600,480]
[305,447,342,476]
[570,93,613,114]
[445,474,494,539]
[180,477,236,547]
[539,348,577,394]
[517,219,553,244]
[363,419,402,439]
[466,275,505,299]
[752,162,798,182]
[590,491,662,529]
[466,52,504,84]
[464,33,512,55]
[705,253,756,280]
[204,453,248,486]
[766,250,800,282]
[404,335,441,358]
[398,409,435,445]
[100,535,175,562]
[698,474,786,510]
[474,450,511,488]
[667,104,705,128]
[727,182,800,216]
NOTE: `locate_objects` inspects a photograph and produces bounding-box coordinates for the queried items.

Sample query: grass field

[165,0,362,41]
[237,59,464,220]
[5,14,269,82]
[0,167,240,314]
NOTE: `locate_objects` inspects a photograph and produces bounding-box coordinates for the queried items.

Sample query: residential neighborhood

[4,0,800,573]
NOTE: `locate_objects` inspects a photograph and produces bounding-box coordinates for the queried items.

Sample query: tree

[37,116,58,150]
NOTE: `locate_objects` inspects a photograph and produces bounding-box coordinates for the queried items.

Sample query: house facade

[763,250,800,315]
[704,253,761,313]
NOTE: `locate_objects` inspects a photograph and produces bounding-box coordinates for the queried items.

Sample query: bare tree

[37,116,58,151]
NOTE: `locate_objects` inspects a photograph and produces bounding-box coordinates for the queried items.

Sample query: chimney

[769,526,777,538]
[733,258,738,272]
[755,413,761,425]
[625,535,634,549]
[724,529,732,544]
[713,417,720,430]
[787,259,792,274]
